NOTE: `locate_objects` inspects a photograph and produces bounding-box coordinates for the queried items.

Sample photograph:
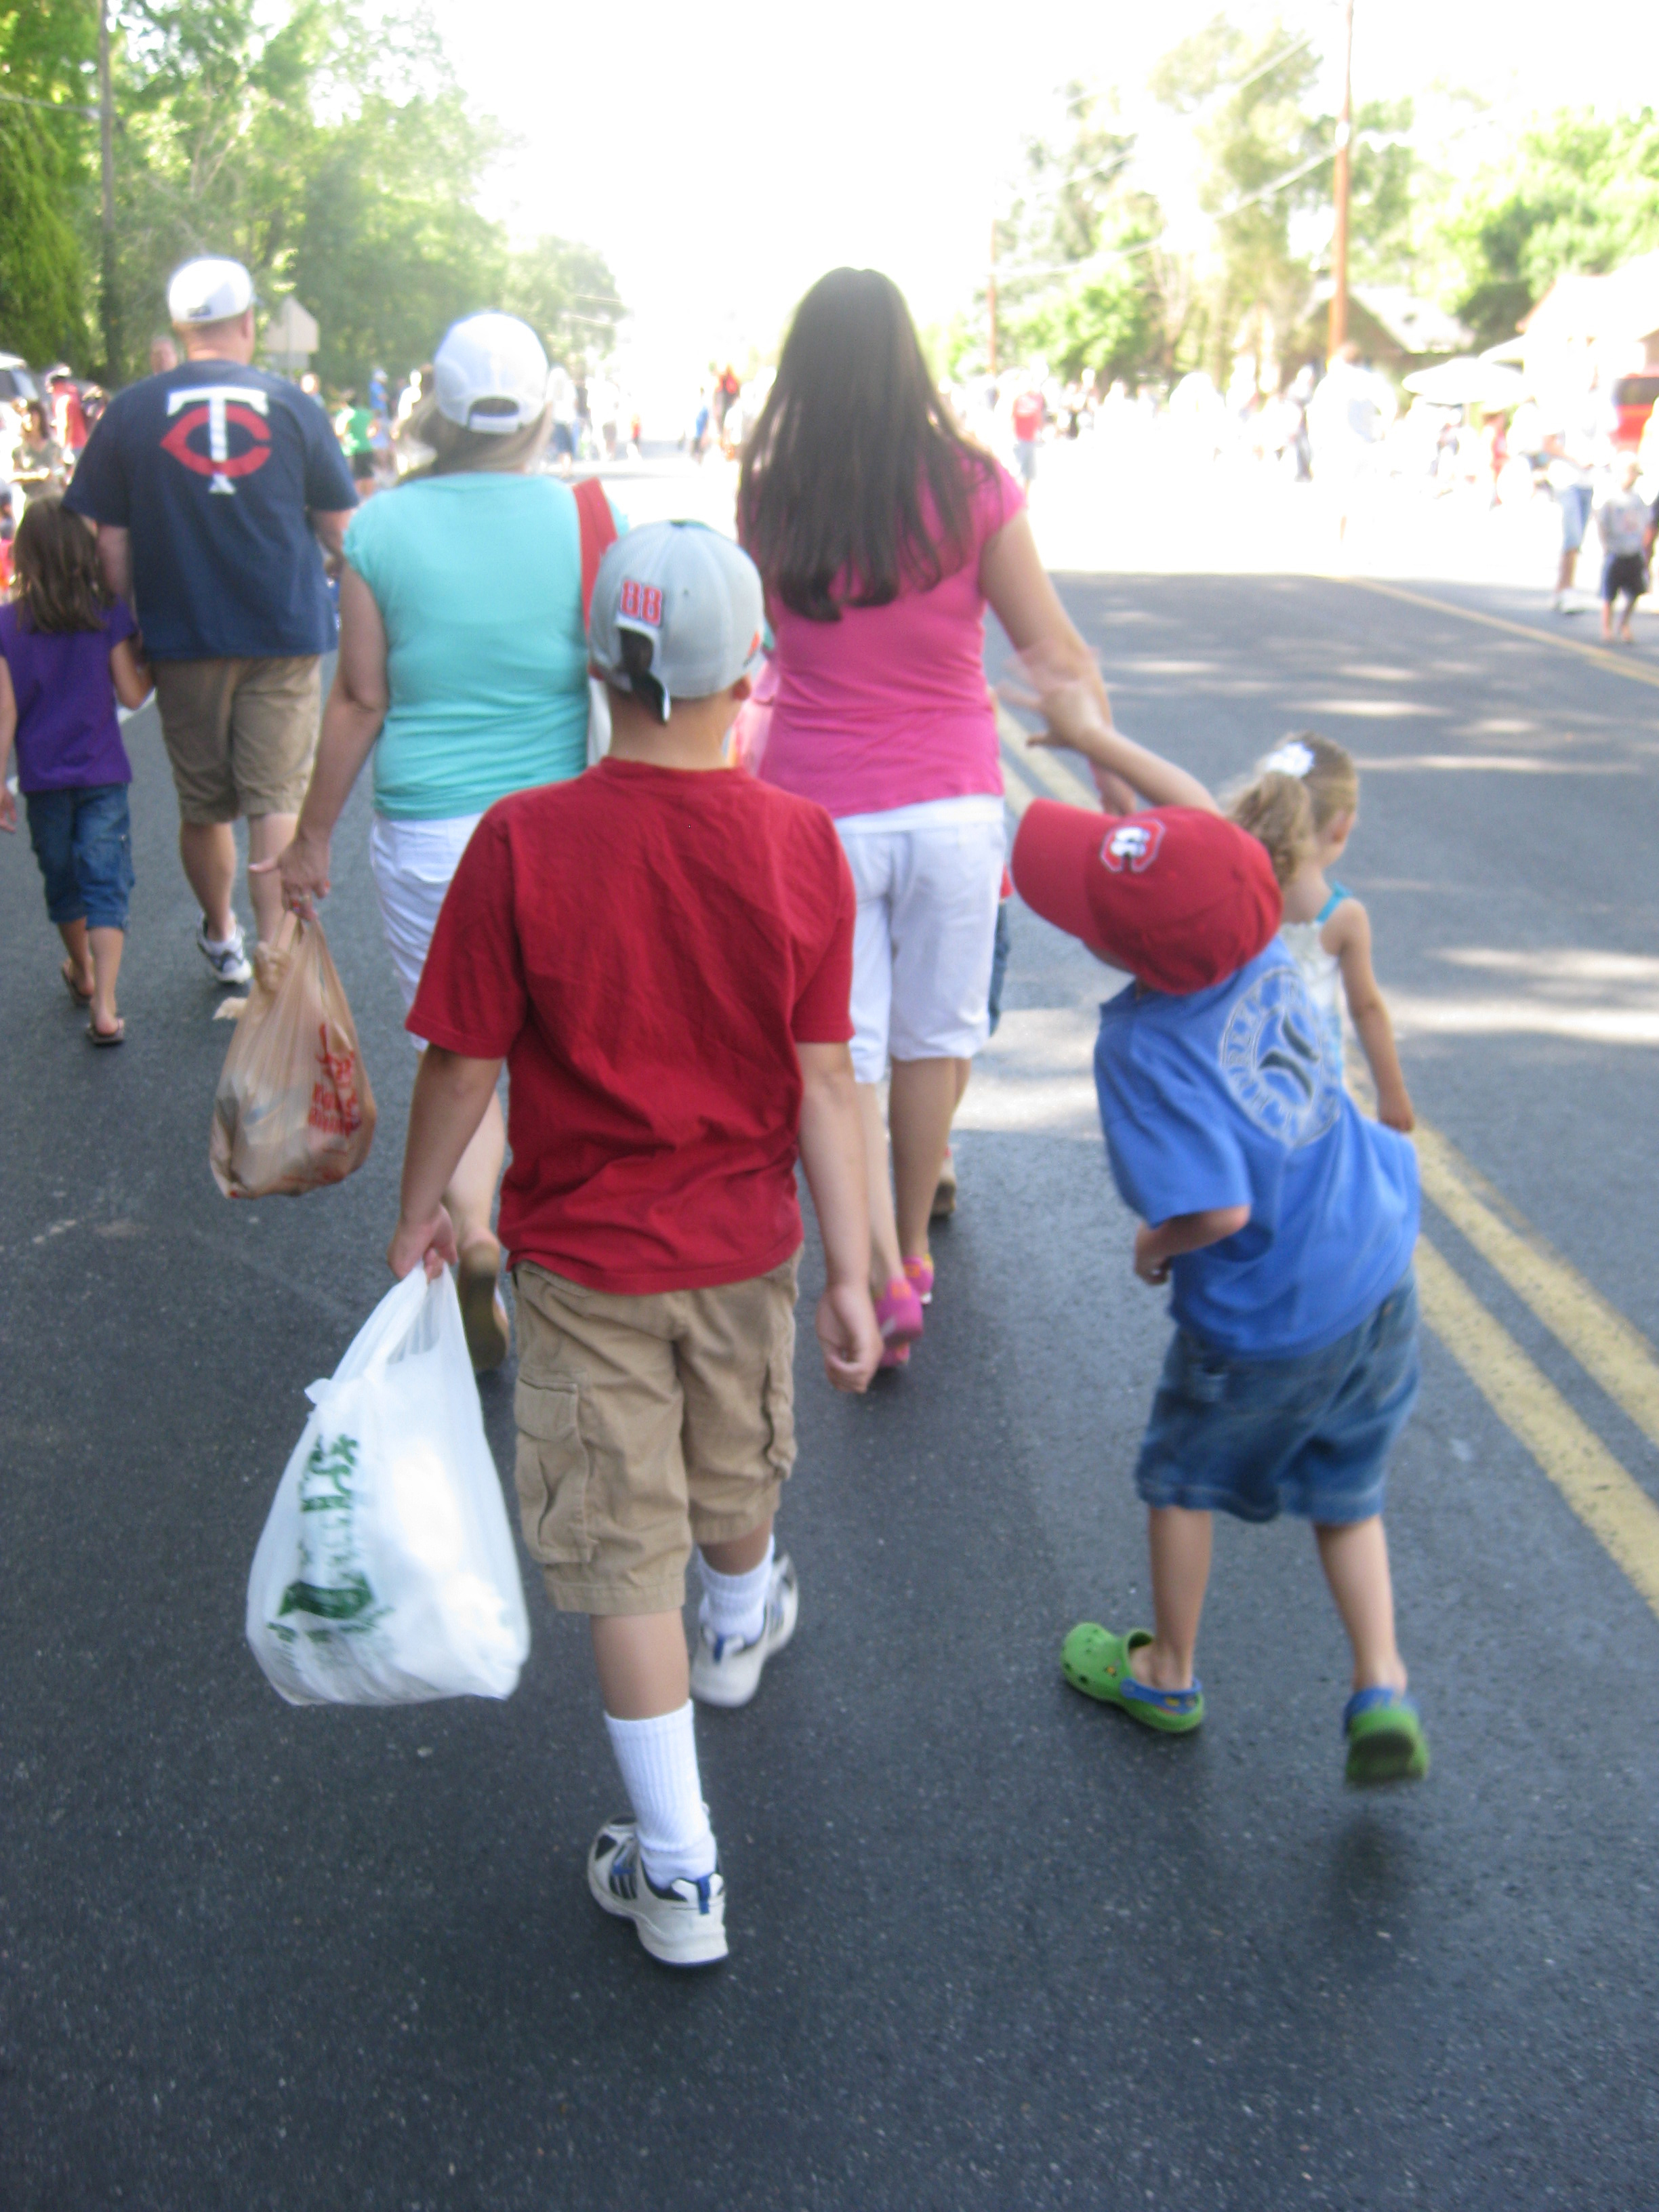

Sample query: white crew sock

[697,1536,774,1650]
[604,1702,717,1887]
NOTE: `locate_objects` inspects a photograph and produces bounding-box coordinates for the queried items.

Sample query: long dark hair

[739,268,994,622]
[11,495,110,634]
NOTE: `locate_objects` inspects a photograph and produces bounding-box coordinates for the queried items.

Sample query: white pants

[369,811,483,1038]
[836,800,1006,1084]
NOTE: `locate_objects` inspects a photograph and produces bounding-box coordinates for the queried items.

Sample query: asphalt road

[3,566,1657,2210]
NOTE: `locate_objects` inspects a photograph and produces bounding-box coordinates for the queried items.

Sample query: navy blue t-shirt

[1094,943,1419,1358]
[66,361,356,660]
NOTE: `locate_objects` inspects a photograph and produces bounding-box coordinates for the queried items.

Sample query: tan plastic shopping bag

[210,913,376,1198]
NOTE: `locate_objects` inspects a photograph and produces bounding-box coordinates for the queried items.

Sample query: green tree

[1151,15,1325,382]
[504,234,626,367]
[33,3,623,387]
[1438,109,1659,347]
[0,0,96,363]
[992,84,1169,385]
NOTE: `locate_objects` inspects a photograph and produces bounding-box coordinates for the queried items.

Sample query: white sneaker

[196,918,253,986]
[587,1820,728,1967]
[689,1553,798,1709]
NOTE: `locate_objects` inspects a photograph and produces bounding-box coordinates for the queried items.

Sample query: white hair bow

[1261,740,1315,778]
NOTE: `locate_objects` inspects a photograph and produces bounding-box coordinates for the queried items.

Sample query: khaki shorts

[512,1254,800,1616]
[151,655,321,825]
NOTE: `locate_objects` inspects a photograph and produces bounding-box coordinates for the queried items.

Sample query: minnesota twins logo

[1101,819,1164,874]
[1219,964,1340,1146]
[161,384,271,496]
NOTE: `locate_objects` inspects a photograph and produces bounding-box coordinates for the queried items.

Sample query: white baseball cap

[432,312,549,434]
[167,256,256,327]
[588,522,766,720]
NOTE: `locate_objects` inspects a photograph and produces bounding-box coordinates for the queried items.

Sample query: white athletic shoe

[196,918,253,986]
[587,1820,727,1967]
[689,1553,799,1709]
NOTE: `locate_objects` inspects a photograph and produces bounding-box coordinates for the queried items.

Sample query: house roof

[1523,252,1659,346]
[1312,283,1471,355]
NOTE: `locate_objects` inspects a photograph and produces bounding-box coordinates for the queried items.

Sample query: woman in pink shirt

[741,267,1099,1368]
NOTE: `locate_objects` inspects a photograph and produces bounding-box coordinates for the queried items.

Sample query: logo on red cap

[619,579,662,624]
[1100,819,1164,874]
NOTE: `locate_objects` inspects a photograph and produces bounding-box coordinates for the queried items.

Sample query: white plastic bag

[247,1268,530,1706]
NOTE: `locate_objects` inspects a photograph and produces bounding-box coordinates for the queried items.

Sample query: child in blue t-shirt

[1007,671,1427,1786]
[0,495,152,1044]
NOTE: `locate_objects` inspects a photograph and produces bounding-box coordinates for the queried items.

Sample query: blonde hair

[1227,732,1359,887]
[401,392,552,480]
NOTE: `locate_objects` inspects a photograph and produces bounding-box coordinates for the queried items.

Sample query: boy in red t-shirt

[392,522,884,1967]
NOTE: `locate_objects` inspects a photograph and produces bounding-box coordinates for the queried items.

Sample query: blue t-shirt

[345,473,621,821]
[65,361,356,660]
[1094,943,1419,1358]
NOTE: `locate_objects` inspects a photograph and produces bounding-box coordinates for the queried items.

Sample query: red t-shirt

[410,757,857,1294]
[1012,394,1044,441]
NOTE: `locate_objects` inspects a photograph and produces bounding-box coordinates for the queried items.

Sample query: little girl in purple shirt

[0,495,152,1043]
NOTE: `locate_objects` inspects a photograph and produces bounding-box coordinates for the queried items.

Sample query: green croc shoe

[1343,1687,1429,1785]
[1061,1624,1204,1734]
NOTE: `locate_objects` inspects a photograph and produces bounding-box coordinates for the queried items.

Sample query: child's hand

[999,644,1114,762]
[387,1204,458,1283]
[1133,1223,1173,1285]
[1378,1089,1416,1134]
[0,785,16,834]
[815,1282,883,1393]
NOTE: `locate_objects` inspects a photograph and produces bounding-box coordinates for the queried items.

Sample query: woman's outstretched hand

[251,827,332,921]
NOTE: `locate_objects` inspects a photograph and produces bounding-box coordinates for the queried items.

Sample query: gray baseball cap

[588,522,765,720]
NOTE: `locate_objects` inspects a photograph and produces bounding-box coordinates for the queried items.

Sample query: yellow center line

[997,706,1098,808]
[1414,1123,1659,1457]
[1341,575,1659,693]
[1416,1239,1659,1618]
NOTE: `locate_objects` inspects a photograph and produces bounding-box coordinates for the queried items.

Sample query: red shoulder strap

[573,476,619,626]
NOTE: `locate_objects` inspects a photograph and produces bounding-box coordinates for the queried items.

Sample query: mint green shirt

[345,474,617,821]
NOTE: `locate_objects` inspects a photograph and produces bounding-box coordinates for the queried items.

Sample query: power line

[0,87,100,119]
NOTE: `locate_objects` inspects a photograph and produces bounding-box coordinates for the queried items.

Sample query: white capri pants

[836,796,1006,1085]
[369,811,483,1038]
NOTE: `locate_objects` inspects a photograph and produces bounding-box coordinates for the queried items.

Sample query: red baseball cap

[1010,802,1282,994]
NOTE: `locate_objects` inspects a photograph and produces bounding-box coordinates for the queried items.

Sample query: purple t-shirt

[0,600,136,792]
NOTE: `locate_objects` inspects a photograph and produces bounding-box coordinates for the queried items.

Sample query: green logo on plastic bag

[277,1433,375,1624]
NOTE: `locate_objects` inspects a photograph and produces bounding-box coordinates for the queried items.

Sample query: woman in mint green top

[344,469,592,818]
[272,311,619,1374]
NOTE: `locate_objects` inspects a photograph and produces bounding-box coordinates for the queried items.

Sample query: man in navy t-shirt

[67,256,356,979]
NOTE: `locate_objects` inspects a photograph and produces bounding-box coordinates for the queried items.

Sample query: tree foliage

[1437,110,1659,347]
[1151,15,1325,380]
[989,85,1170,386]
[0,0,96,363]
[5,1,621,388]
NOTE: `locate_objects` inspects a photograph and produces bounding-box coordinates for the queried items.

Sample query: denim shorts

[25,782,134,931]
[1557,482,1593,552]
[1134,1270,1420,1525]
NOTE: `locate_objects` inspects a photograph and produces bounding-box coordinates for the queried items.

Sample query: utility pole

[98,0,121,380]
[1328,0,1354,358]
[987,219,998,379]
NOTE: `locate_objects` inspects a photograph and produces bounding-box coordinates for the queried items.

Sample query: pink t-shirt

[758,455,1024,819]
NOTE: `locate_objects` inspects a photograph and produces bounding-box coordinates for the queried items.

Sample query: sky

[424,0,1659,388]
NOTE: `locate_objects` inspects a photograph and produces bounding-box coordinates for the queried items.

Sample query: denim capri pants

[25,783,135,932]
[1135,1270,1420,1525]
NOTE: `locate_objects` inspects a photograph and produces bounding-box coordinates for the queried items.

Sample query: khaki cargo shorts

[151,655,322,824]
[512,1253,800,1616]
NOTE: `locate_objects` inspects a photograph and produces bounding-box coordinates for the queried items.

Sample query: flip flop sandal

[85,1019,125,1047]
[458,1245,510,1373]
[1061,1623,1204,1734]
[1343,1687,1429,1785]
[62,963,94,1006]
